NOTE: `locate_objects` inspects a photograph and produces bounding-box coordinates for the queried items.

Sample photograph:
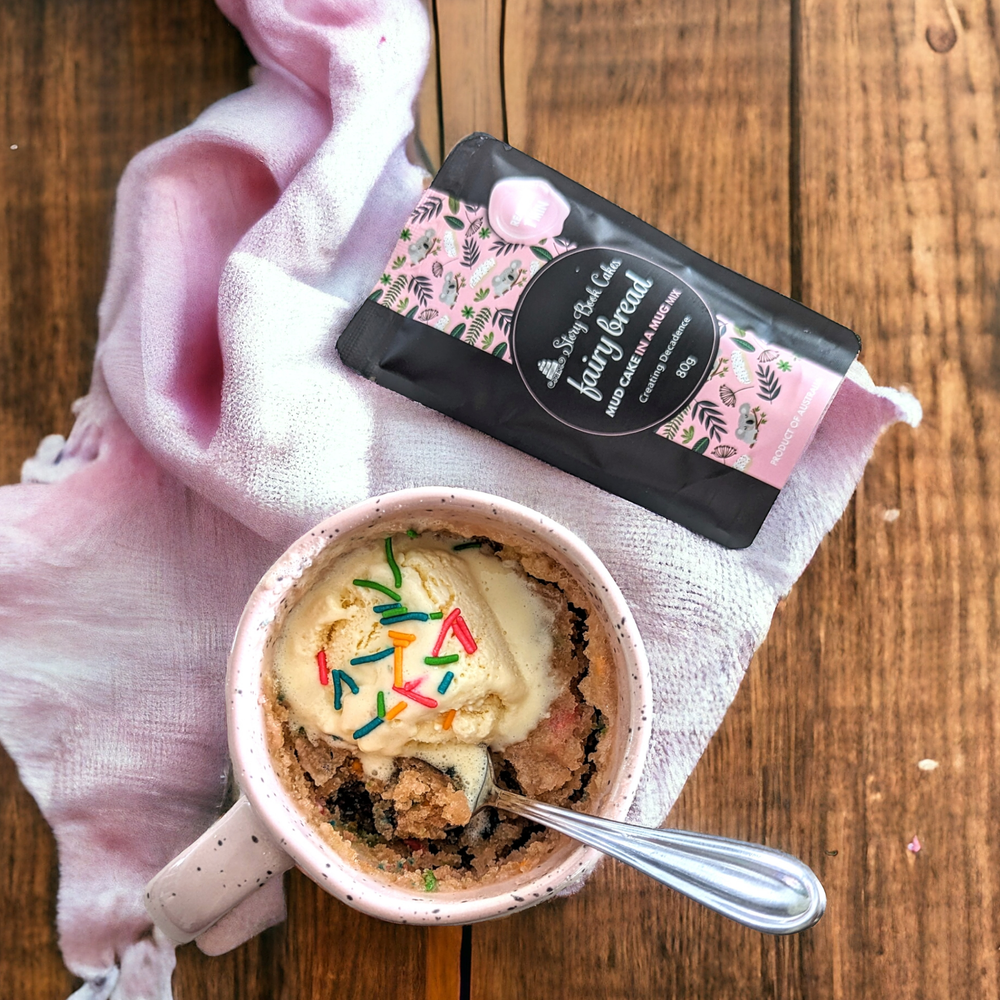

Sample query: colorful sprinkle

[316,649,329,686]
[423,871,438,891]
[353,717,384,739]
[384,536,402,588]
[425,654,459,666]
[453,615,478,654]
[339,670,359,695]
[394,647,404,687]
[393,681,438,709]
[385,701,407,721]
[388,631,417,644]
[373,602,404,614]
[350,647,394,665]
[354,579,401,601]
[377,690,386,718]
[437,671,455,694]
[429,611,444,620]
[452,541,482,551]
[406,529,419,538]
[442,709,456,730]
[332,671,343,710]
[431,608,462,657]
[380,611,429,625]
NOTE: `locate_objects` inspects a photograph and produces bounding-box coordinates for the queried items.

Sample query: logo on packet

[488,177,571,245]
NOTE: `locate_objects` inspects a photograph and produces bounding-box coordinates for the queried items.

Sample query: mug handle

[144,795,295,944]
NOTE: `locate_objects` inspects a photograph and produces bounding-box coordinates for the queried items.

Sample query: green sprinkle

[452,541,482,551]
[423,871,438,892]
[428,611,444,620]
[384,536,402,588]
[406,528,419,538]
[377,690,386,718]
[350,647,394,665]
[437,671,455,694]
[373,602,403,614]
[354,579,401,601]
[425,654,459,666]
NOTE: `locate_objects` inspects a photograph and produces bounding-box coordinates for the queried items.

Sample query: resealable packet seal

[338,134,861,548]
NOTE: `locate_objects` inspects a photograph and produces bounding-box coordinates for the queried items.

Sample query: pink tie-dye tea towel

[0,1,919,997]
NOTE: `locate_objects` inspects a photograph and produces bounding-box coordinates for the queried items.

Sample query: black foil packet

[338,134,860,548]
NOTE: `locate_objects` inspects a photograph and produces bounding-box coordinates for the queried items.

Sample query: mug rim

[227,487,652,924]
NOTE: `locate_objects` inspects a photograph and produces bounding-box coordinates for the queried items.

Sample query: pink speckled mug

[145,488,651,939]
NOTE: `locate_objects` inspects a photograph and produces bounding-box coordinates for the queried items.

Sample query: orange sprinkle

[442,709,456,730]
[385,701,407,721]
[394,646,404,686]
[388,630,417,645]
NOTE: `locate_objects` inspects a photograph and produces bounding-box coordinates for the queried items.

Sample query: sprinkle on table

[350,647,394,665]
[353,579,401,601]
[425,654,459,666]
[385,701,407,721]
[353,717,384,739]
[437,671,455,694]
[442,709,456,730]
[316,649,329,686]
[384,536,403,588]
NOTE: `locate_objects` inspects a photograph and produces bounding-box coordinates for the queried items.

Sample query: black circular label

[510,248,718,435]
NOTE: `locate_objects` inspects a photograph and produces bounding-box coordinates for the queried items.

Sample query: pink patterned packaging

[339,134,860,547]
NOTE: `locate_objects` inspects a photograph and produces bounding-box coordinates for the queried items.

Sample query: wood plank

[434,0,505,155]
[474,0,794,991]
[792,0,1000,995]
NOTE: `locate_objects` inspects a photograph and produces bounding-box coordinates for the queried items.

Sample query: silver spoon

[414,746,826,935]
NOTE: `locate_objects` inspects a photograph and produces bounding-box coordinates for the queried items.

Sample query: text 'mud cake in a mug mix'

[338,134,862,548]
[266,525,616,891]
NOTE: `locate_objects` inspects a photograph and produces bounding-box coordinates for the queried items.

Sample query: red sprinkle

[431,608,462,657]
[317,649,329,686]
[453,614,478,654]
[392,679,439,709]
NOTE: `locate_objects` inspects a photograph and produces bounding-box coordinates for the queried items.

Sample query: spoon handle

[493,790,826,935]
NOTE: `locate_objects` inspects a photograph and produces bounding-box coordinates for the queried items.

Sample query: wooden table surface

[2,0,998,997]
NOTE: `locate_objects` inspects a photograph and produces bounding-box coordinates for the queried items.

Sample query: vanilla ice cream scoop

[273,533,558,775]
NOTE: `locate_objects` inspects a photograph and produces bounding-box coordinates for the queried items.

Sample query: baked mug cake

[267,525,617,891]
[145,489,651,936]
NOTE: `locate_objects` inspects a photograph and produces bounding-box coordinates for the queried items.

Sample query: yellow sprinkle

[385,701,407,721]
[442,709,456,731]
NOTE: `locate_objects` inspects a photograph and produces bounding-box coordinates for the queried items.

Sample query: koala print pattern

[439,271,460,307]
[409,229,436,264]
[491,259,522,297]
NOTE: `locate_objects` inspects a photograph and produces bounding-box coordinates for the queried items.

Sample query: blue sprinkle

[332,671,343,711]
[437,671,455,695]
[350,647,394,665]
[373,602,403,614]
[339,670,359,695]
[380,612,430,625]
[353,717,384,740]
